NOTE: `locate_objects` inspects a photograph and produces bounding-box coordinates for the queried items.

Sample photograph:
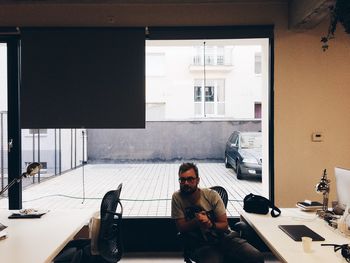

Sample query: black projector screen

[20,27,145,128]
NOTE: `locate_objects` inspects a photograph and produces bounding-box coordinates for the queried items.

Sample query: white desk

[0,209,94,263]
[241,208,350,263]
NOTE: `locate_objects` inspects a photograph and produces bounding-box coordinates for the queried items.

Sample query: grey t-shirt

[171,188,226,221]
[171,188,227,243]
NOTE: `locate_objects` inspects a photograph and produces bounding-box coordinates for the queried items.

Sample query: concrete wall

[87,120,261,162]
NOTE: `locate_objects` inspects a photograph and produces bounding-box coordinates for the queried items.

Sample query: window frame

[0,31,22,209]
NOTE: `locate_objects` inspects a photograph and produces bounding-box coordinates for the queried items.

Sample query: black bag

[243,193,281,218]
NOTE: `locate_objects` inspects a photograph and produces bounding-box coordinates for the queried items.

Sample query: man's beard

[180,185,197,195]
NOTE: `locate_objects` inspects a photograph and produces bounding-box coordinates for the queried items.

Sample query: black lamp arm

[0,162,42,196]
[0,173,26,196]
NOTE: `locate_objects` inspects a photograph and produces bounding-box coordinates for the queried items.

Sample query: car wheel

[225,156,231,168]
[234,160,239,172]
[236,161,243,180]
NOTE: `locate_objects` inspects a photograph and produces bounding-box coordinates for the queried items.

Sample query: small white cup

[301,236,313,253]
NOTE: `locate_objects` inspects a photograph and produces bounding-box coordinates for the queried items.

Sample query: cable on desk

[22,195,245,202]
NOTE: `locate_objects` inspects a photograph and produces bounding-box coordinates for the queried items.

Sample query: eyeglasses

[178,177,198,184]
[321,244,350,262]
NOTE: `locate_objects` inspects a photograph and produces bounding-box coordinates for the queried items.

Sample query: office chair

[53,247,84,263]
[181,186,228,263]
[209,186,228,209]
[54,183,123,263]
[97,183,124,262]
[71,249,83,263]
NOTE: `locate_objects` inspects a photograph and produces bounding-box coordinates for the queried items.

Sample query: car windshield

[240,134,262,149]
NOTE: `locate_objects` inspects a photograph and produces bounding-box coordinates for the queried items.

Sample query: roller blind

[20,27,145,128]
[147,25,274,40]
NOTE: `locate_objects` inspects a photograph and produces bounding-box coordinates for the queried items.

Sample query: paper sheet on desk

[18,208,49,215]
[9,209,49,219]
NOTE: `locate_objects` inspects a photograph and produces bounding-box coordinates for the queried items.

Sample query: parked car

[224,131,262,180]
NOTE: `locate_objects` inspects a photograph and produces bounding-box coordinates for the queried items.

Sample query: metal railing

[0,111,87,195]
[0,111,6,191]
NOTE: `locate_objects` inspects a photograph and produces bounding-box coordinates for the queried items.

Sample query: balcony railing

[0,111,87,196]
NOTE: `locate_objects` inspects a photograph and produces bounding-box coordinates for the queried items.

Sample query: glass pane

[0,43,7,194]
[217,46,224,65]
[194,103,202,115]
[21,128,86,183]
[29,129,48,135]
[240,133,262,149]
[205,46,215,65]
[11,38,269,218]
[205,86,214,102]
[205,102,214,114]
[194,86,202,102]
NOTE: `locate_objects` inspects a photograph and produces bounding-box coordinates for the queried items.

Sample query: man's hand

[195,211,213,229]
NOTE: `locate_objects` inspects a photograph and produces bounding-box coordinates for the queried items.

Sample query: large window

[2,27,273,216]
[194,79,225,116]
[142,36,271,216]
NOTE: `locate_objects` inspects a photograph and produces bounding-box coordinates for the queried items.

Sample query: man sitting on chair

[171,162,263,263]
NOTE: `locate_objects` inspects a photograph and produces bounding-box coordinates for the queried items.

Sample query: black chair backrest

[209,186,228,209]
[98,183,123,262]
[70,249,83,263]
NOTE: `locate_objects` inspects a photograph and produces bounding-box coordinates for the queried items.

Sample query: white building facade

[146,40,263,121]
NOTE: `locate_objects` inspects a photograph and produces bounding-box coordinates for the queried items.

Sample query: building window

[194,79,225,117]
[194,86,202,102]
[255,52,262,74]
[205,86,214,102]
[255,102,262,119]
[29,129,48,135]
[193,46,226,66]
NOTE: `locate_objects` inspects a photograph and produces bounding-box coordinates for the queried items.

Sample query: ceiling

[0,0,289,3]
[0,0,335,29]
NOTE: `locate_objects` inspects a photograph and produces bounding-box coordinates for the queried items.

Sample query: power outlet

[312,132,323,142]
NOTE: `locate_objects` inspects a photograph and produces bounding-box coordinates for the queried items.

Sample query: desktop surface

[0,208,94,263]
[241,208,350,263]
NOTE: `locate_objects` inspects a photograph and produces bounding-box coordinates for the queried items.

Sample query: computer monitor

[334,167,350,210]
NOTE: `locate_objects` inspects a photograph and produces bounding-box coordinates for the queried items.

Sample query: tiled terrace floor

[0,163,262,217]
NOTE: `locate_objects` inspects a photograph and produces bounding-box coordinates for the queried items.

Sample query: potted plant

[321,0,350,51]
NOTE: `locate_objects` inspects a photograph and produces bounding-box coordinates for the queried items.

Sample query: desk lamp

[0,162,42,196]
[315,169,330,218]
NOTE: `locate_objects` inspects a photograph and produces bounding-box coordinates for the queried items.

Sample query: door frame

[1,31,22,209]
